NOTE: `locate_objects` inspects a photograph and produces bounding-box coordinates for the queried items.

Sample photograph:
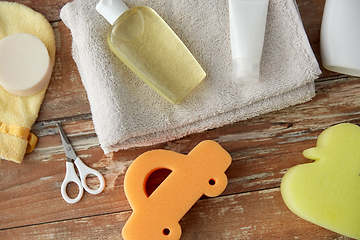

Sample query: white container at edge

[229,0,269,85]
[321,0,360,77]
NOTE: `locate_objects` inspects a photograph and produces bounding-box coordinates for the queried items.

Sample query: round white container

[321,0,360,77]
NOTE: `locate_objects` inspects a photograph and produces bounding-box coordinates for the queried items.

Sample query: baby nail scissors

[57,123,105,204]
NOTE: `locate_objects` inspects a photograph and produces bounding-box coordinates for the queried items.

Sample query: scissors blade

[57,123,77,162]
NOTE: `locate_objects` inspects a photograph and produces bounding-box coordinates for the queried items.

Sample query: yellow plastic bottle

[96,0,206,105]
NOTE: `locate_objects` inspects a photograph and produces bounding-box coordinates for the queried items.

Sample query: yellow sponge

[281,123,360,239]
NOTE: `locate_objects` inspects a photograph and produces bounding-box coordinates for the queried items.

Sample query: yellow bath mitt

[0,2,56,163]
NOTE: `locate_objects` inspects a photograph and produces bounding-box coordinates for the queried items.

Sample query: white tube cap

[0,33,53,97]
[96,0,129,25]
[232,58,260,85]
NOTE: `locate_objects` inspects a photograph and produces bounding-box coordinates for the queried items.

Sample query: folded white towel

[60,0,321,154]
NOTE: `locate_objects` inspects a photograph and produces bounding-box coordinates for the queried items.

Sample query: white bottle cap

[232,58,260,85]
[0,33,53,97]
[96,0,129,25]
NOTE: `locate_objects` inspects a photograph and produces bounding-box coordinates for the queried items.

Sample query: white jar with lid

[321,0,360,77]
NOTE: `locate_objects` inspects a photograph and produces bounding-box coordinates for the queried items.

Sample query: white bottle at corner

[321,0,360,77]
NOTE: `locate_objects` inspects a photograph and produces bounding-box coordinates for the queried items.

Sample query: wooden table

[0,0,358,239]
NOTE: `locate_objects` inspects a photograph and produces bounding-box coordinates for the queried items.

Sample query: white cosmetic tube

[229,0,269,84]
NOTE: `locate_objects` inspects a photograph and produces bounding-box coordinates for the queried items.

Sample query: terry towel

[0,2,56,163]
[61,0,321,154]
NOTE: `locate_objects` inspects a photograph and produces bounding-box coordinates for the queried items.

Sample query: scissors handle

[74,157,106,195]
[61,161,84,204]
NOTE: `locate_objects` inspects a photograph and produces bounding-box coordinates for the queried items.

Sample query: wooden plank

[0,121,130,229]
[2,77,360,230]
[0,188,352,239]
[180,188,351,239]
[5,0,72,22]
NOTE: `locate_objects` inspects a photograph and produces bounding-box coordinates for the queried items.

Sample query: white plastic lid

[0,33,53,97]
[96,0,129,25]
[232,58,260,85]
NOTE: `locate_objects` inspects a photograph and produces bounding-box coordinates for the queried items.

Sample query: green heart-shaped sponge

[281,123,360,239]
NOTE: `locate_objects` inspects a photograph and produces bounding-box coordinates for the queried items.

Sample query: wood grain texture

[1,189,352,240]
[5,0,72,22]
[0,0,358,239]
